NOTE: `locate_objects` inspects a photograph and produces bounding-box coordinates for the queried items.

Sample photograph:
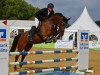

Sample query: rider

[29,3,55,41]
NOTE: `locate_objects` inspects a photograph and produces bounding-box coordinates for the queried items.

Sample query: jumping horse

[10,13,71,70]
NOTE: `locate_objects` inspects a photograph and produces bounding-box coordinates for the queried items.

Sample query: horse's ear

[67,17,71,21]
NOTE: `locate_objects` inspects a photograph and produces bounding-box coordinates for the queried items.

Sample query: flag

[2,20,7,26]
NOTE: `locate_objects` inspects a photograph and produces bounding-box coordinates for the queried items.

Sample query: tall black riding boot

[29,26,36,41]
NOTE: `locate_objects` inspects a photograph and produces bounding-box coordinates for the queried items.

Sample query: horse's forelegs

[19,55,27,68]
[14,55,20,71]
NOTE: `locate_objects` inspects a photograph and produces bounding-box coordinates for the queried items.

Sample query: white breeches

[35,18,39,28]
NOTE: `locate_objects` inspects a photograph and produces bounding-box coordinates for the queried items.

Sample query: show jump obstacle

[0,23,94,75]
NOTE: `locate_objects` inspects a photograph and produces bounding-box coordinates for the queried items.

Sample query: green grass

[10,38,14,42]
[89,48,100,50]
[10,38,55,48]
[10,38,100,49]
[33,42,55,48]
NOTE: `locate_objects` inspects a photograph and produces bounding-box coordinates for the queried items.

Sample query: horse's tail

[10,34,21,52]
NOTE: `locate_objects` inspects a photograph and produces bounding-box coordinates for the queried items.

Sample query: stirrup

[28,35,30,37]
[29,38,33,42]
[30,40,33,42]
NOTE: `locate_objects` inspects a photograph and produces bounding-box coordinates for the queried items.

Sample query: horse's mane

[53,13,64,17]
[52,13,70,28]
[47,13,64,19]
[48,13,65,20]
[48,12,70,28]
[53,13,68,21]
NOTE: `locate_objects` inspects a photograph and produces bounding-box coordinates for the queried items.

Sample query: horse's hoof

[14,67,17,71]
[45,41,52,43]
[19,65,22,68]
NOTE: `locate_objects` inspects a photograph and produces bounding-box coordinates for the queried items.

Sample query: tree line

[0,0,39,20]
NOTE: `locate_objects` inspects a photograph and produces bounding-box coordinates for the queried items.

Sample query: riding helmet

[47,3,54,8]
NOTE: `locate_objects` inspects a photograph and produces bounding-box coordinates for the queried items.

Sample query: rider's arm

[47,10,54,18]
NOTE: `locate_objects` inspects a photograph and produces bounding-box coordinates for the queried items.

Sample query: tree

[0,0,39,20]
[0,0,5,19]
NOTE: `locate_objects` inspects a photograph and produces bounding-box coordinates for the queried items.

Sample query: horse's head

[54,13,71,28]
[38,13,71,43]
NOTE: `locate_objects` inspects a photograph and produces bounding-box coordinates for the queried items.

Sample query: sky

[25,0,100,24]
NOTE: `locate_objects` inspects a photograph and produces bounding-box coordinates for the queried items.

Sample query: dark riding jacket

[34,8,54,21]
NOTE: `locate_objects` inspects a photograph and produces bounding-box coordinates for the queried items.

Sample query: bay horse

[10,13,71,70]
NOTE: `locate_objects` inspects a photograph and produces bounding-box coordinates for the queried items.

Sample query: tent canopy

[67,7,100,32]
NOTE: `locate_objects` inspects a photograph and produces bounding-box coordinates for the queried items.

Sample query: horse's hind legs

[14,55,20,71]
[19,55,27,68]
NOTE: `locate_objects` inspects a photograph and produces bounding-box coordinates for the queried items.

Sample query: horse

[10,13,71,70]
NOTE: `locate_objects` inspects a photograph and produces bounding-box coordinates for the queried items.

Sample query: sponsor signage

[0,21,9,75]
[78,30,89,71]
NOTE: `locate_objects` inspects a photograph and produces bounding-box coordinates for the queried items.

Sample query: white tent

[67,7,100,32]
[55,7,100,49]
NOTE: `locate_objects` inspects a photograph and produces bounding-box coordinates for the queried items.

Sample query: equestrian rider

[29,3,55,41]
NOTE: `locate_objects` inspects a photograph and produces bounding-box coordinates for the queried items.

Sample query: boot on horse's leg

[29,26,36,42]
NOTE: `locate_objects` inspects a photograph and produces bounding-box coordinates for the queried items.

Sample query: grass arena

[9,48,100,75]
[9,48,78,75]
